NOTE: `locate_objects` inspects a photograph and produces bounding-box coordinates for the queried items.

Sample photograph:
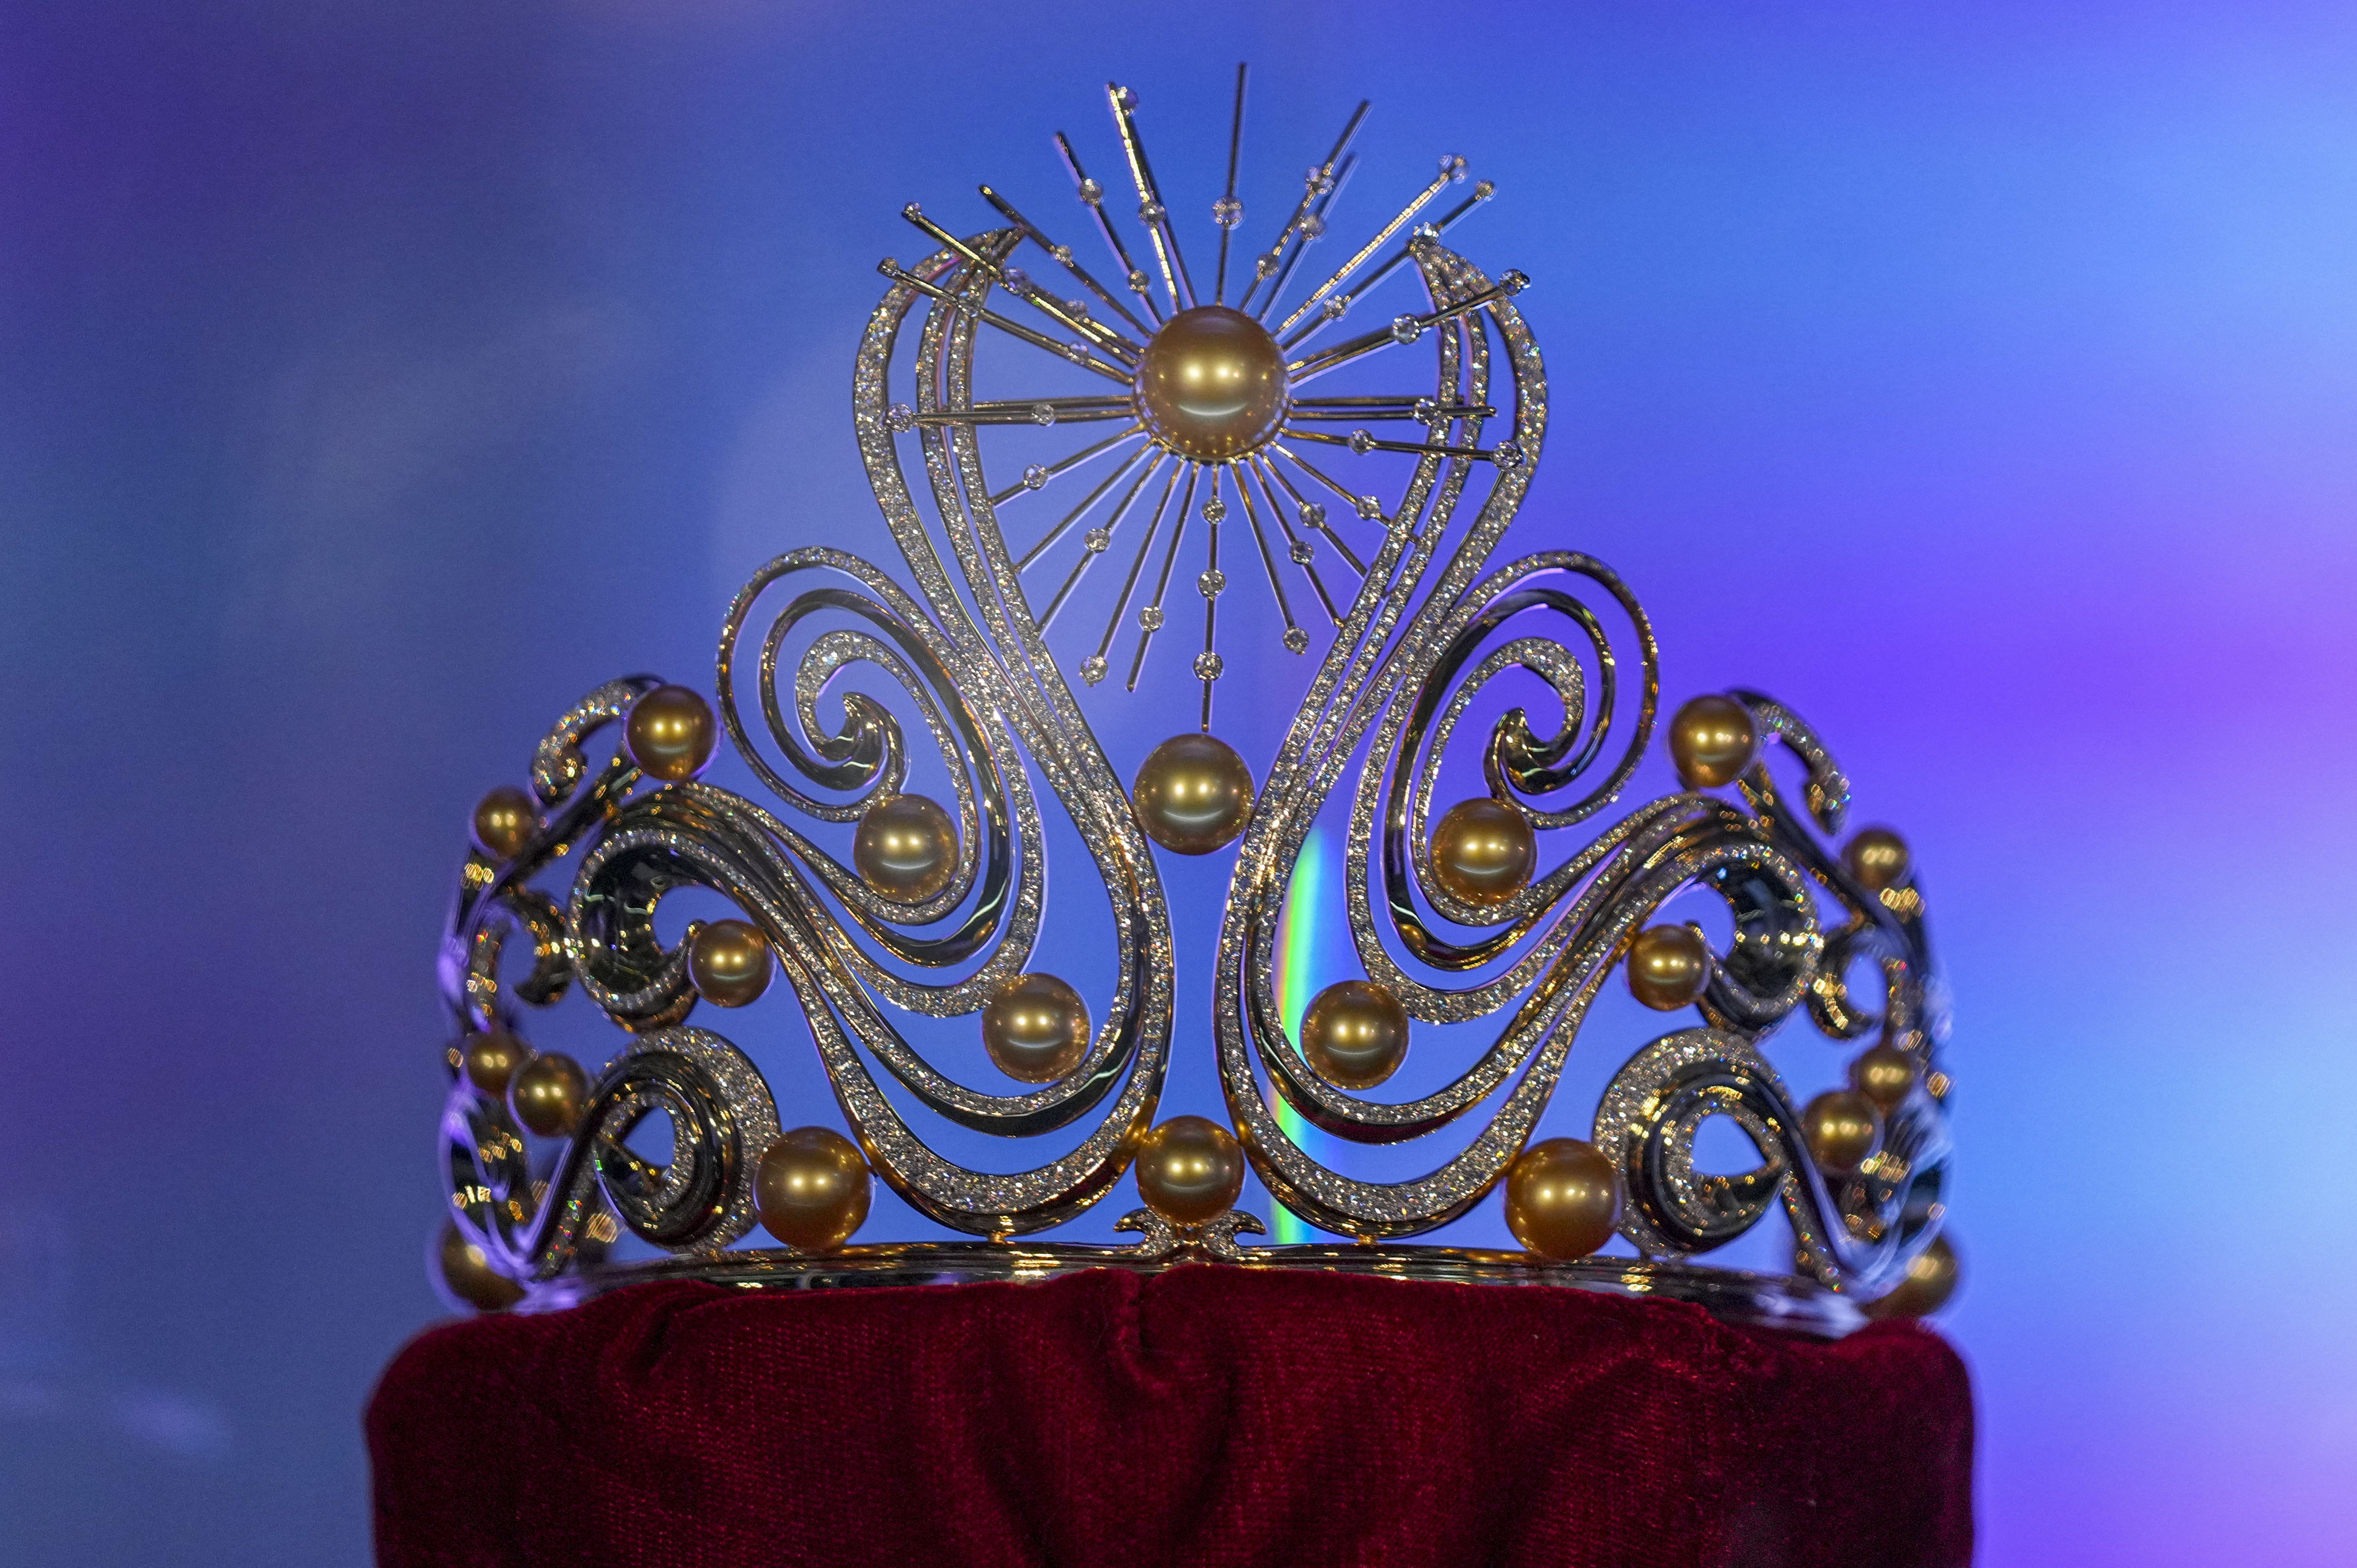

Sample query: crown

[431,67,1958,1336]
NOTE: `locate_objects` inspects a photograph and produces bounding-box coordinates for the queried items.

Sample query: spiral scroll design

[1594,1027,1949,1291]
[431,85,1954,1319]
[443,1027,778,1283]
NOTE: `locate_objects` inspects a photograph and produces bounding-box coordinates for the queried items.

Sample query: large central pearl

[1134,305,1289,461]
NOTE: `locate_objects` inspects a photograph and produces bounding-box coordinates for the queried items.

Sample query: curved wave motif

[1213,242,1841,1239]
[431,90,1954,1314]
[443,1027,777,1282]
[1594,1027,1949,1292]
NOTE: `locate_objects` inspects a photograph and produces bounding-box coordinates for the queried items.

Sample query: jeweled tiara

[433,67,1958,1335]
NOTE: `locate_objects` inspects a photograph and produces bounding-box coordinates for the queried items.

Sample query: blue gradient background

[5,2,2354,1563]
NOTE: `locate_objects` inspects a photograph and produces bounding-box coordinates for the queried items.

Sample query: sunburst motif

[879,66,1521,731]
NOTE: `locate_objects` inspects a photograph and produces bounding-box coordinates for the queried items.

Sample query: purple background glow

[4,3,2354,1562]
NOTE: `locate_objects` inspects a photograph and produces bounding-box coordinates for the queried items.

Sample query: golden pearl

[1131,733,1254,855]
[853,793,958,901]
[755,1127,872,1252]
[1843,826,1911,891]
[1868,1233,1961,1320]
[1669,694,1758,789]
[980,972,1090,1084]
[688,917,774,1008]
[1300,979,1410,1089]
[1802,1089,1882,1175]
[508,1051,589,1138]
[1503,1137,1621,1260]
[1134,1115,1245,1226]
[1428,797,1537,908]
[1850,1043,1918,1112]
[623,684,717,782]
[1627,922,1713,1011]
[1134,305,1290,462]
[470,785,537,861]
[462,1031,529,1099]
[437,1219,523,1312]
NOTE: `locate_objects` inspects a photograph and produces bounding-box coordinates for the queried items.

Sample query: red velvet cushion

[368,1267,1970,1567]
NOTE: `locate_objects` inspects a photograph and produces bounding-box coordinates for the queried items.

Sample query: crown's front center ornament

[1133,304,1291,461]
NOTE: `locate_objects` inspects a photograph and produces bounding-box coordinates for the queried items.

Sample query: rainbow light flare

[1269,826,1329,1243]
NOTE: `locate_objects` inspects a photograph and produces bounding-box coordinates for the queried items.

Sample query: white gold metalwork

[434,68,1954,1330]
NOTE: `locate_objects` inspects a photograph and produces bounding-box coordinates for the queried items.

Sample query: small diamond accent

[1255,253,1279,278]
[1003,267,1030,293]
[1023,465,1049,491]
[1202,497,1227,523]
[1051,243,1074,265]
[1138,200,1165,224]
[1197,569,1226,599]
[1354,495,1384,521]
[1321,296,1348,320]
[1348,429,1376,455]
[1391,315,1424,345]
[1493,441,1525,471]
[1078,178,1104,204]
[886,404,916,433]
[1283,627,1310,653]
[1078,655,1107,685]
[1414,397,1439,423]
[1212,196,1243,228]
[1139,605,1164,631]
[1084,527,1111,552]
[1289,538,1315,565]
[1127,269,1151,293]
[1501,269,1529,295]
[1439,154,1468,182]
[1300,503,1326,529]
[1299,213,1326,240]
[1031,402,1057,427]
[1193,651,1225,680]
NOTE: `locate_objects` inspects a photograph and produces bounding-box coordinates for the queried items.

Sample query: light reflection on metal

[434,68,1955,1330]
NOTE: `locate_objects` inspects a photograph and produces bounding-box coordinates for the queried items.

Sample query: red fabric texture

[368,1268,1971,1567]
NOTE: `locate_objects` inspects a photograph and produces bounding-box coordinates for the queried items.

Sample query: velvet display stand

[370,1267,1972,1567]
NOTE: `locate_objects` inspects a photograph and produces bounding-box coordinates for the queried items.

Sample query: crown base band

[526,1237,1867,1338]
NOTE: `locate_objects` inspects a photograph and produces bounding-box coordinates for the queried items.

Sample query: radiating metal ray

[1274,157,1465,339]
[901,205,1141,362]
[1289,398,1495,423]
[1254,452,1367,577]
[1313,178,1494,330]
[1126,465,1201,690]
[1038,461,1163,628]
[1199,472,1222,729]
[1215,63,1248,305]
[1105,83,1197,311]
[1254,155,1357,327]
[1268,441,1387,529]
[879,261,1131,384]
[1284,269,1526,385]
[1237,98,1369,316]
[986,424,1145,507]
[1089,457,1188,675]
[1056,132,1163,326]
[1230,459,1299,639]
[1283,426,1518,465]
[978,183,1155,339]
[1017,445,1162,571]
[1246,457,1344,622]
[917,396,1141,428]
